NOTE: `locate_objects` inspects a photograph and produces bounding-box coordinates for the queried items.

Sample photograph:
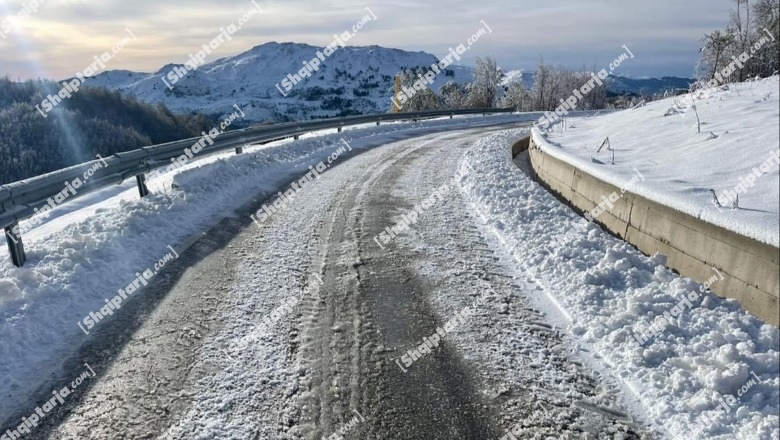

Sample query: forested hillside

[0,78,216,184]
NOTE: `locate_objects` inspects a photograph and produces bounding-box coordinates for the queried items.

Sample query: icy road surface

[15,127,648,439]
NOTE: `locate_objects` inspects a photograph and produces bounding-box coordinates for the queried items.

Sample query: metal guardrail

[1,108,517,266]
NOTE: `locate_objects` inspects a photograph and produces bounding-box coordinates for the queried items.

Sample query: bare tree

[698,0,778,81]
[532,57,551,110]
[580,66,608,109]
[752,0,780,76]
[731,0,752,80]
[697,29,736,81]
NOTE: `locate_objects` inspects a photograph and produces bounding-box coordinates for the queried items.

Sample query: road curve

[9,125,650,439]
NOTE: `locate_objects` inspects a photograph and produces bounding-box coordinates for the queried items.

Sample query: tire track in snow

[290,128,531,439]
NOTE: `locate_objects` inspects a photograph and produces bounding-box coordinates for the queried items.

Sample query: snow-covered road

[3,120,776,440]
[8,126,648,439]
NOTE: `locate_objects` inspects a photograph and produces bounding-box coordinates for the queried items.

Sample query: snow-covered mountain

[83,43,692,123]
[500,69,534,90]
[83,42,473,122]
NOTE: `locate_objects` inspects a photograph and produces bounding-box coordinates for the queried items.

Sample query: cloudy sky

[0,0,734,81]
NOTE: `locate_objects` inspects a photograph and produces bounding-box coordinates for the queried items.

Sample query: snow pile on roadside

[539,75,779,246]
[0,113,536,420]
[458,129,779,439]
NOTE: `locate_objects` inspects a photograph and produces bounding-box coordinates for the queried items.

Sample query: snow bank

[537,76,780,246]
[459,129,779,439]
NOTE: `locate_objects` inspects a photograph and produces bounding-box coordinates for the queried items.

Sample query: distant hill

[605,75,693,95]
[502,70,693,96]
[83,42,474,123]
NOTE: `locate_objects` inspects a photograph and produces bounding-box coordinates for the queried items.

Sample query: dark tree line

[0,77,216,185]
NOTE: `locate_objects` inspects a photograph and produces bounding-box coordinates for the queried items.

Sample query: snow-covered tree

[390,69,444,112]
[530,62,607,112]
[503,82,532,111]
[440,81,467,109]
[464,57,502,108]
[403,88,443,112]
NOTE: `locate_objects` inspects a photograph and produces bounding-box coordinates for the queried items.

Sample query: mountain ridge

[82,42,693,122]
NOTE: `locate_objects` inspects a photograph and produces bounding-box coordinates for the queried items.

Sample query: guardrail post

[236,146,244,154]
[136,174,149,198]
[5,222,26,267]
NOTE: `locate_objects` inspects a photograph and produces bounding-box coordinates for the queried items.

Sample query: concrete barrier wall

[517,133,779,326]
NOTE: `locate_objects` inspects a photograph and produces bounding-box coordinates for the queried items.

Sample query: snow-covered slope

[537,75,780,246]
[83,42,474,122]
